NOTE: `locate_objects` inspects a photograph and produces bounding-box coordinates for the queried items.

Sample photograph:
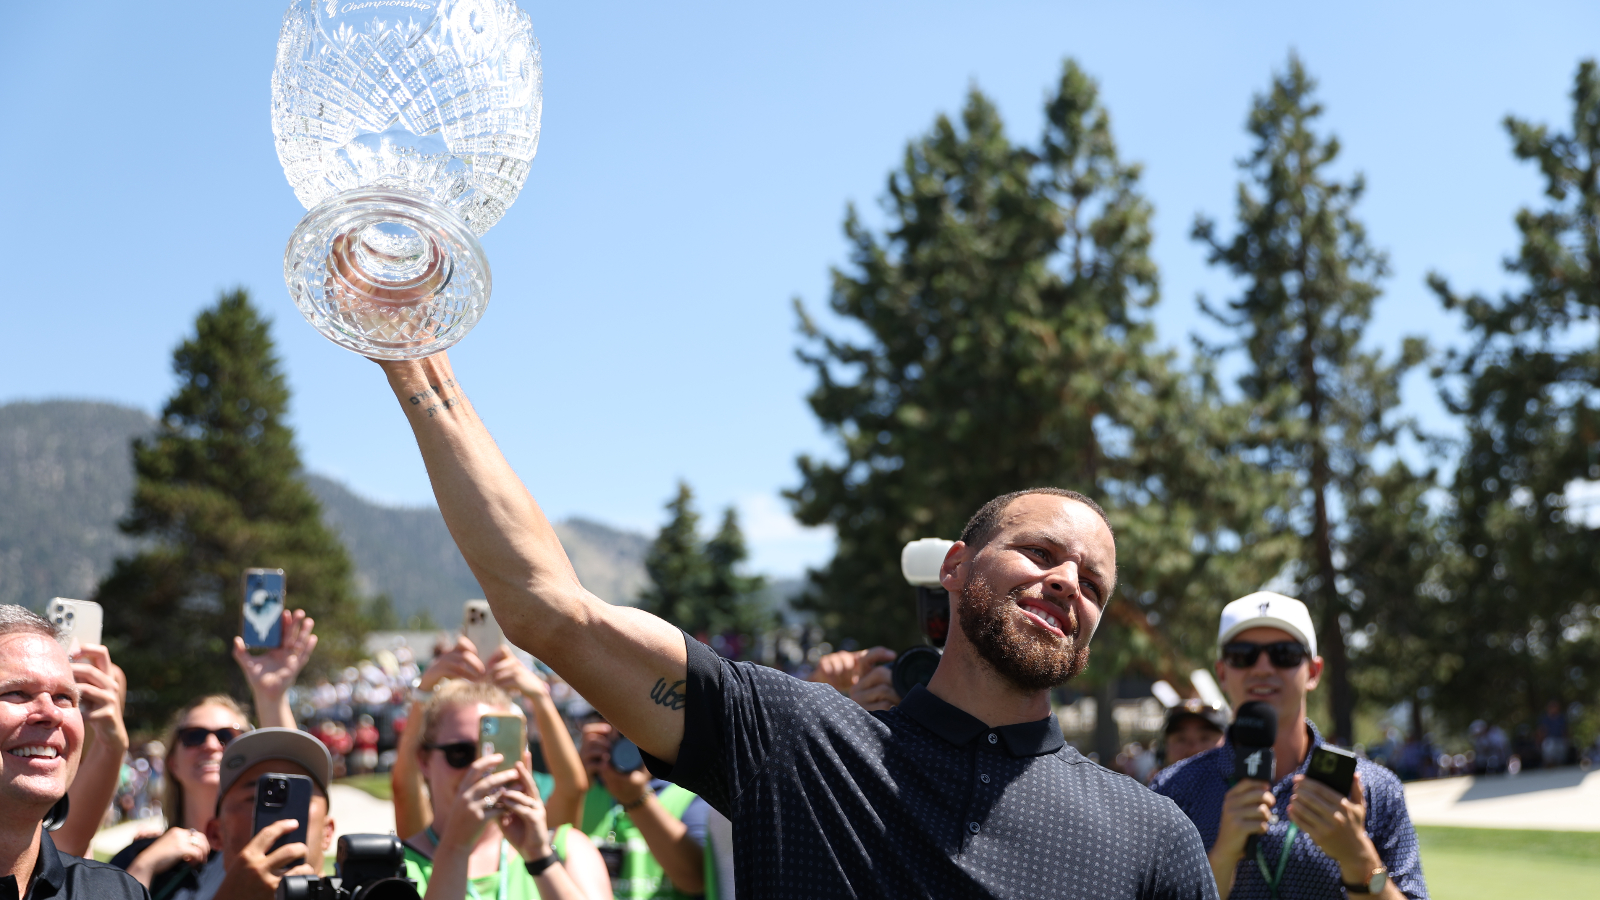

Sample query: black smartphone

[253,773,312,865]
[1306,744,1358,797]
[242,569,286,649]
[611,736,644,774]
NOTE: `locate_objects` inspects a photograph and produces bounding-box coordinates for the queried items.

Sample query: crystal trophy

[271,0,541,359]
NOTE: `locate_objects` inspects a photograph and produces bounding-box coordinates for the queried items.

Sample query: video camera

[891,538,954,697]
[277,834,419,900]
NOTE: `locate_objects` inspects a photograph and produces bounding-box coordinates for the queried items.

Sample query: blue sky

[4,2,1597,576]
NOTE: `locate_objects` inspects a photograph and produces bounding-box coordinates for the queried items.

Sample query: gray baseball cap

[215,728,333,810]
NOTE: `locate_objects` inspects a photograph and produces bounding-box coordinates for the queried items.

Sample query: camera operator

[392,636,588,838]
[1150,594,1426,899]
[578,715,707,899]
[0,604,145,898]
[402,680,609,900]
[109,608,318,899]
[205,728,337,900]
[371,351,1216,898]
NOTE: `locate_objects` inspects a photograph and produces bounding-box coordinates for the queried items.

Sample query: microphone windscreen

[1228,701,1278,748]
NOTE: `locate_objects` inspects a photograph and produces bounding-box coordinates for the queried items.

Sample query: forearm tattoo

[649,678,687,711]
[406,377,461,418]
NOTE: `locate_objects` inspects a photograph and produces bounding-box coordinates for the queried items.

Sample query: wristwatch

[1344,865,1387,894]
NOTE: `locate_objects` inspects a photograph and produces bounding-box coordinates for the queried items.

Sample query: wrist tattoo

[405,378,462,418]
[649,678,687,710]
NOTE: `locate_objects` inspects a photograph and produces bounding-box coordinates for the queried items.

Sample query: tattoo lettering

[408,379,464,418]
[649,678,687,711]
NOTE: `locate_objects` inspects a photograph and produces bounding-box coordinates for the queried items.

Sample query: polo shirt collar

[899,684,1065,757]
[1,828,62,900]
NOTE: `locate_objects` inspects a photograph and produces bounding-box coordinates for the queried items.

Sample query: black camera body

[892,540,955,697]
[277,835,419,900]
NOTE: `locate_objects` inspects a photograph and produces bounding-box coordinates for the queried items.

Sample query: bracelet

[620,794,649,811]
[524,850,562,876]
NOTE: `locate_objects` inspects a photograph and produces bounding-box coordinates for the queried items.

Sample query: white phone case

[47,598,103,650]
[462,599,506,655]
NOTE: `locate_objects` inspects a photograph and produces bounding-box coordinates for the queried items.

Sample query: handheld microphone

[1227,701,1278,857]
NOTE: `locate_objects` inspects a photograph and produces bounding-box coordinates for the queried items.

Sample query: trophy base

[284,190,492,360]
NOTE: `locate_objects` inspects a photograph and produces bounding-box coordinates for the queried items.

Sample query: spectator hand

[487,646,548,701]
[1288,772,1381,882]
[497,761,555,861]
[848,648,901,712]
[71,644,128,753]
[597,749,654,806]
[232,609,317,700]
[126,827,211,888]
[1211,779,1275,863]
[809,648,870,693]
[418,635,487,694]
[214,818,315,900]
[436,752,523,853]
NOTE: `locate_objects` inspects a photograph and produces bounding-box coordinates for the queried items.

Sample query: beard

[960,572,1091,693]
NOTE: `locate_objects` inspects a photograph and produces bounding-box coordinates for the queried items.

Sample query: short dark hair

[0,605,60,641]
[958,488,1113,553]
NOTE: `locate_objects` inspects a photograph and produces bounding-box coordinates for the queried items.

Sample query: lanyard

[1254,822,1299,900]
[428,827,511,900]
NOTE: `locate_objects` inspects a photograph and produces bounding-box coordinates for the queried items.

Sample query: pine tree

[639,484,767,645]
[1426,60,1600,732]
[1193,55,1426,743]
[96,289,367,731]
[788,58,1292,722]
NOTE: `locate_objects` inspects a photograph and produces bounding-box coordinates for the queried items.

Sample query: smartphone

[242,569,287,649]
[462,600,505,656]
[611,736,644,774]
[252,773,312,865]
[46,598,103,651]
[479,714,524,774]
[1307,744,1358,797]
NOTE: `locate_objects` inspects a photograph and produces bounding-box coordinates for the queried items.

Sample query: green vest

[582,784,716,900]
[402,824,572,900]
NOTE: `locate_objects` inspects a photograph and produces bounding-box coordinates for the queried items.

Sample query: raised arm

[377,355,689,764]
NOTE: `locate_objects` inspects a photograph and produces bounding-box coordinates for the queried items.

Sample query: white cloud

[736,493,835,578]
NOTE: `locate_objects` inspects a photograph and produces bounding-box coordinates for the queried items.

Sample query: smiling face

[172,703,247,797]
[1214,626,1324,730]
[943,494,1117,693]
[0,633,84,819]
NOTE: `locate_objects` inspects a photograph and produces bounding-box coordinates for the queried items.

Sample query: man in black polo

[0,605,147,900]
[372,351,1217,899]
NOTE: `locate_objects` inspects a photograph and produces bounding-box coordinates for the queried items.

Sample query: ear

[203,816,222,848]
[321,816,336,851]
[1305,655,1324,690]
[939,542,968,592]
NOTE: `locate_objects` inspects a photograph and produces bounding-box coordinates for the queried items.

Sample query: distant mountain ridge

[0,400,649,624]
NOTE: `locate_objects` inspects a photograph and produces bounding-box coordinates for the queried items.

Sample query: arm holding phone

[1288,771,1405,899]
[486,646,589,828]
[378,354,688,765]
[55,643,131,856]
[232,608,318,729]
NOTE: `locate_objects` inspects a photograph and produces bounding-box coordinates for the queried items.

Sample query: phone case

[1307,744,1358,796]
[242,569,286,649]
[253,773,312,859]
[479,714,524,773]
[46,599,103,650]
[462,599,505,655]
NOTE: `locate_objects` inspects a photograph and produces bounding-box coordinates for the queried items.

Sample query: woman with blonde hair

[109,609,316,899]
[404,680,612,900]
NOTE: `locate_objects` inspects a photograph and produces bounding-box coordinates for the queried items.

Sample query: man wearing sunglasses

[1150,593,1427,899]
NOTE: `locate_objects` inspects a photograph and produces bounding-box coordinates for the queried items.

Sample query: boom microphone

[1227,701,1278,857]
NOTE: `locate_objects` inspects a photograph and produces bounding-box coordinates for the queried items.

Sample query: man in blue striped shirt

[1150,593,1428,899]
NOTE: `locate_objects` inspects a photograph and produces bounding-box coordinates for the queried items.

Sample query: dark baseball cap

[215,728,332,810]
[1164,698,1228,735]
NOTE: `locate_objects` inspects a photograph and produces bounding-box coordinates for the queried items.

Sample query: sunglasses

[1221,640,1309,669]
[427,742,477,769]
[176,726,244,748]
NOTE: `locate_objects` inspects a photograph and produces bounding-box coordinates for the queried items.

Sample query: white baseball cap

[1217,592,1318,657]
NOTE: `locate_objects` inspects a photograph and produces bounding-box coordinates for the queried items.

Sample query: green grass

[1417,826,1600,899]
[334,773,393,801]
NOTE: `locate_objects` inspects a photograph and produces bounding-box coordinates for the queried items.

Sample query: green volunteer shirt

[403,824,572,900]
